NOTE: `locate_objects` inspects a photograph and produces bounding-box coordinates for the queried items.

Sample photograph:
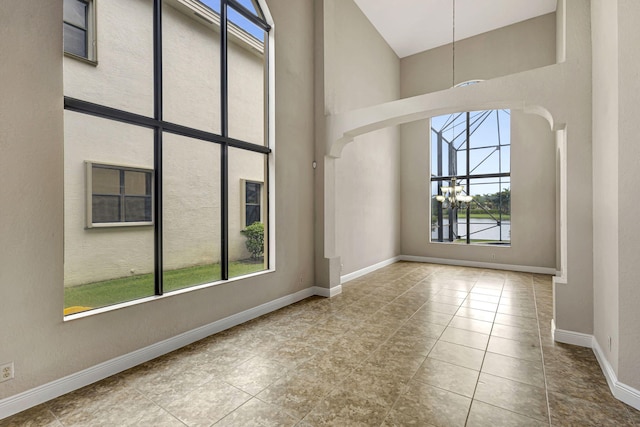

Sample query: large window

[63,0,271,316]
[430,110,511,245]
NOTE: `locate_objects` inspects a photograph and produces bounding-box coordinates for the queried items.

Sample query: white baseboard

[592,338,640,410]
[340,256,401,284]
[399,255,556,275]
[552,326,594,348]
[0,286,325,420]
[312,285,342,298]
[552,322,640,411]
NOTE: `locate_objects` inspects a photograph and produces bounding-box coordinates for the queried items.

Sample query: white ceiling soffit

[353,0,558,58]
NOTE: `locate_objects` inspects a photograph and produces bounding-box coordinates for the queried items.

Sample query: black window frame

[64,0,272,301]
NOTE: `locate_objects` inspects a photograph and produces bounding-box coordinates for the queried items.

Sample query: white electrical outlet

[0,362,14,383]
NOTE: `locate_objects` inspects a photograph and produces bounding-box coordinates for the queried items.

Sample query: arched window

[430,109,511,245]
[63,0,272,315]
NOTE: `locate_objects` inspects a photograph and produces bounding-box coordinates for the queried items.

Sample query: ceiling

[353,0,558,58]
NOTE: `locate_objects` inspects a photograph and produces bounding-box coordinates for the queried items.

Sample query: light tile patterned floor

[2,262,639,426]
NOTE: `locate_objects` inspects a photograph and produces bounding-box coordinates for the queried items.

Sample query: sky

[199,0,266,41]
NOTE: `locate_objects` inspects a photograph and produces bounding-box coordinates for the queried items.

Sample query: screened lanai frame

[430,109,511,245]
[64,0,272,301]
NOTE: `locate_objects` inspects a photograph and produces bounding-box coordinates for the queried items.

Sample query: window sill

[64,51,98,66]
[87,222,154,229]
[63,268,275,322]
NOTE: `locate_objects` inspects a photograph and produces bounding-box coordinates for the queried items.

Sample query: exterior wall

[0,0,315,400]
[324,0,401,276]
[63,0,267,285]
[399,18,557,270]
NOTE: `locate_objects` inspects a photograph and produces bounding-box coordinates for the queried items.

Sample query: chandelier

[436,177,473,209]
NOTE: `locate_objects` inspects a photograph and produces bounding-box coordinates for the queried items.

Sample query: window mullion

[153,0,164,296]
[221,0,229,281]
[466,112,471,245]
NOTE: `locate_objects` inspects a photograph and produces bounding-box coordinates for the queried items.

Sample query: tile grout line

[531,276,553,427]
[375,265,445,426]
[376,264,461,426]
[463,274,502,426]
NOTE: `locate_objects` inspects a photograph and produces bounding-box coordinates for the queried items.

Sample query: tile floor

[2,262,639,426]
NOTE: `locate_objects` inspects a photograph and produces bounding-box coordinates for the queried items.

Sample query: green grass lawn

[64,260,265,312]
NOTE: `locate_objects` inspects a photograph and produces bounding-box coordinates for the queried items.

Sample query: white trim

[592,338,640,410]
[0,285,327,420]
[340,256,401,284]
[556,128,568,284]
[552,326,594,348]
[551,323,640,411]
[312,285,342,298]
[399,255,556,275]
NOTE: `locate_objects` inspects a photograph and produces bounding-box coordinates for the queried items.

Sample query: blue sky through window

[431,109,510,197]
[199,0,265,41]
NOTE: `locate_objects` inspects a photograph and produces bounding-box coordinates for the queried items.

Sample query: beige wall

[324,0,401,276]
[401,13,557,98]
[591,0,620,375]
[399,18,557,270]
[0,0,315,399]
[590,0,640,392]
[616,0,640,390]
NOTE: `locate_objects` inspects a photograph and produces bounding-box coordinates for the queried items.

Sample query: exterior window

[430,110,511,245]
[87,163,153,227]
[63,0,272,315]
[63,0,95,61]
[244,181,262,226]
